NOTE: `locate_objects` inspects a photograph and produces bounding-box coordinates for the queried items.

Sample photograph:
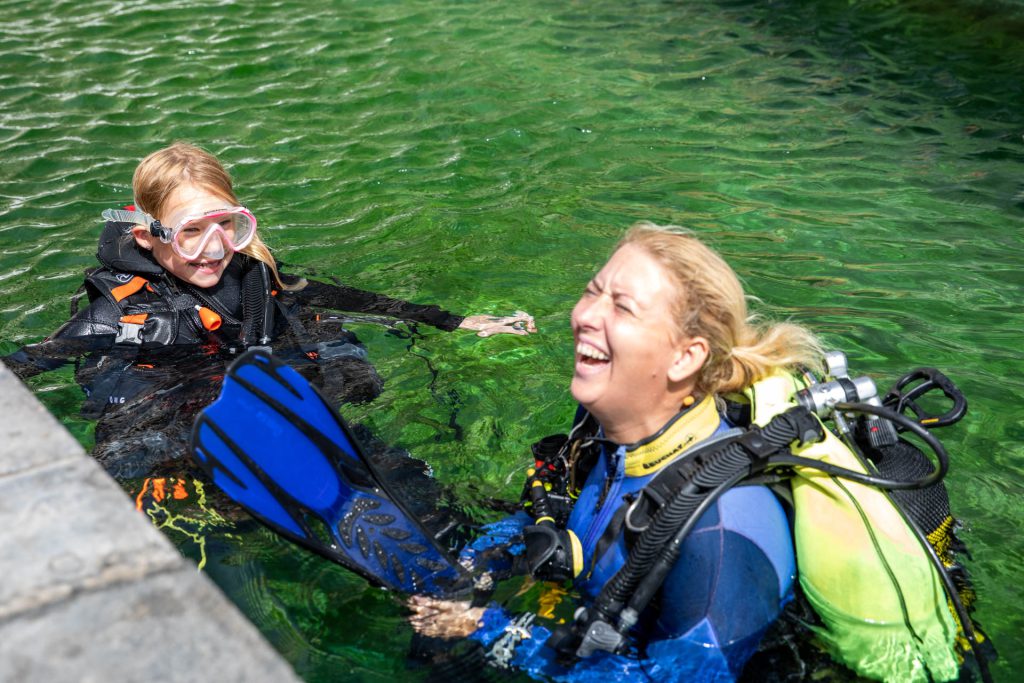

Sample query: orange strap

[119,313,149,325]
[111,276,148,302]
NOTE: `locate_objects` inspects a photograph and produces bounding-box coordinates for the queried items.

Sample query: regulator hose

[618,467,752,635]
[764,401,948,490]
[899,505,994,683]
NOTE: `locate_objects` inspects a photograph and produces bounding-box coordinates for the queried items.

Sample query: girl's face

[570,244,707,443]
[132,183,236,288]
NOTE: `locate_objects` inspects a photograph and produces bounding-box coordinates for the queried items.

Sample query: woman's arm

[457,312,536,337]
[411,600,703,682]
[409,487,794,681]
[649,486,796,679]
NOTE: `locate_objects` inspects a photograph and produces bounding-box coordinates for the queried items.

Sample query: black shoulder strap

[84,268,132,308]
[585,502,630,580]
[584,427,746,577]
[622,428,746,536]
[70,267,106,318]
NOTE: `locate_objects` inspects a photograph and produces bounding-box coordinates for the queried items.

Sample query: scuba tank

[746,355,971,683]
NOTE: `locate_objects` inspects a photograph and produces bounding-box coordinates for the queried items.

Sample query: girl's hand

[408,595,485,639]
[458,310,537,337]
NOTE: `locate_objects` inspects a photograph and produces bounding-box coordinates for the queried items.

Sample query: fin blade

[189,349,468,595]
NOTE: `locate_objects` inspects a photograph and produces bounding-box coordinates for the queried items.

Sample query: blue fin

[189,349,469,595]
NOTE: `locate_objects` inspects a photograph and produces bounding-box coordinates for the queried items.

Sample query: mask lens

[171,208,257,258]
[174,221,211,256]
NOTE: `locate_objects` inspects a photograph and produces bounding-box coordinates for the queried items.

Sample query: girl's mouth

[188,258,223,274]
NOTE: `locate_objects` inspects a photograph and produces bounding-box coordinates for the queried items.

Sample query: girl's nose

[201,230,227,260]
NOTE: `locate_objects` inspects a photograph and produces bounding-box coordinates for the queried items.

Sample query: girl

[6,142,536,476]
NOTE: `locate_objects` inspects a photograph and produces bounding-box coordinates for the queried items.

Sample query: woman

[4,142,535,477]
[411,221,822,681]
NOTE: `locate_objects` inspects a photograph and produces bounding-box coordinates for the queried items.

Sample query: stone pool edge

[0,360,301,682]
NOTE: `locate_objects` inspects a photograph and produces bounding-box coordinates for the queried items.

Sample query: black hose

[591,409,815,622]
[908,520,993,683]
[620,467,753,629]
[761,401,948,490]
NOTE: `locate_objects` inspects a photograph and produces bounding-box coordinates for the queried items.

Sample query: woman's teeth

[576,342,609,362]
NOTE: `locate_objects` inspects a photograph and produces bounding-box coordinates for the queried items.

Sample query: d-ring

[623,494,651,534]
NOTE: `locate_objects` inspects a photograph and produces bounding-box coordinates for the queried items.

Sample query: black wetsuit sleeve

[292,278,465,331]
[51,297,122,339]
[2,298,120,379]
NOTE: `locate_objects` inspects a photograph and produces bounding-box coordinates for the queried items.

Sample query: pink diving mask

[102,206,258,260]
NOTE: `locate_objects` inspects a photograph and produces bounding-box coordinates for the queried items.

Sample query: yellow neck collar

[623,395,720,477]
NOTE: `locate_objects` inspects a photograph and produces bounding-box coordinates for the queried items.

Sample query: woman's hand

[458,310,537,337]
[408,595,485,639]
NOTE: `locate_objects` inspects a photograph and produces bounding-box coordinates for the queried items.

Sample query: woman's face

[133,183,236,288]
[570,244,706,441]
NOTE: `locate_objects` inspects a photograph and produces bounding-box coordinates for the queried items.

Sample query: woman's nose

[572,295,603,330]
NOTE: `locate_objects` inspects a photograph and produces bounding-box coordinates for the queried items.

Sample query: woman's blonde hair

[132,142,297,290]
[617,221,823,396]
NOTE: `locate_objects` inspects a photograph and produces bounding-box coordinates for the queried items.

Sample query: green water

[2,0,1023,679]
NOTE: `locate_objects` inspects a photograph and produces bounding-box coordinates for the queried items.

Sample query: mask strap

[101,209,171,242]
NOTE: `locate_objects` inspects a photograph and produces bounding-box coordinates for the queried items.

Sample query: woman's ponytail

[718,321,823,395]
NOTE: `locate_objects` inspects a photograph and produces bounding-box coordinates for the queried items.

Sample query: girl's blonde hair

[132,142,297,290]
[618,221,823,395]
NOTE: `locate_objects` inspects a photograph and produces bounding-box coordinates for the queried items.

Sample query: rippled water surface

[2,0,1023,680]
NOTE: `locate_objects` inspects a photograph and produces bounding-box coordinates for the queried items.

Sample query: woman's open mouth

[576,341,610,367]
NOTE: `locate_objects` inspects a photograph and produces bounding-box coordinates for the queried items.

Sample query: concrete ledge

[0,361,300,682]
[0,366,83,478]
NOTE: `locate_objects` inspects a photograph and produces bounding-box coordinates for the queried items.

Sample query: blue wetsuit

[469,396,796,682]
